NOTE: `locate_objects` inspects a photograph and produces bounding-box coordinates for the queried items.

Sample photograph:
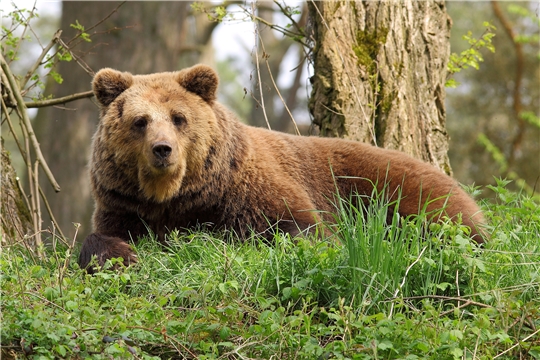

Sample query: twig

[58,223,80,300]
[494,328,540,359]
[56,37,94,76]
[24,291,69,313]
[389,246,426,318]
[278,46,306,129]
[19,102,37,249]
[0,52,61,192]
[38,187,66,241]
[9,2,37,67]
[34,161,44,256]
[83,1,126,34]
[456,270,461,311]
[44,1,126,79]
[438,300,480,317]
[243,6,308,48]
[126,326,199,359]
[34,7,123,81]
[403,295,491,309]
[21,30,62,90]
[251,3,271,130]
[24,90,94,108]
[257,33,300,135]
[273,1,305,38]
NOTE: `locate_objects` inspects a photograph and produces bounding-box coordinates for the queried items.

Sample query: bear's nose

[152,142,172,160]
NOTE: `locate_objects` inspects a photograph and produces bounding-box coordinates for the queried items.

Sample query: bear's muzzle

[152,141,173,168]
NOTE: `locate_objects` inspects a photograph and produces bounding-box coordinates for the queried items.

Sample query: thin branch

[491,1,525,170]
[24,90,94,108]
[273,0,305,38]
[24,291,69,313]
[252,3,271,130]
[258,35,300,135]
[21,29,62,90]
[278,49,306,131]
[56,37,94,76]
[389,246,427,318]
[494,328,540,359]
[82,1,126,35]
[245,10,308,48]
[20,109,39,251]
[403,294,492,309]
[33,161,44,256]
[38,187,67,241]
[126,326,199,359]
[1,97,27,161]
[0,52,61,192]
[34,2,126,82]
[9,2,37,66]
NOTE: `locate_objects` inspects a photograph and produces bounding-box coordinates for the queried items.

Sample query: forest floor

[2,179,539,359]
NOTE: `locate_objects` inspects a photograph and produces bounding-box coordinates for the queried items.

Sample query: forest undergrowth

[1,179,539,359]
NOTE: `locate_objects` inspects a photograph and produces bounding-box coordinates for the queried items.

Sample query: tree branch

[242,5,308,48]
[21,30,62,90]
[24,90,94,108]
[0,53,61,192]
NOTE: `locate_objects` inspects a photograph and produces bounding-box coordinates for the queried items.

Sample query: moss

[379,86,396,114]
[352,28,388,74]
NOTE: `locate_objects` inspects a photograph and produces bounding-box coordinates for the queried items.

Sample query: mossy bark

[308,0,452,174]
[1,141,32,244]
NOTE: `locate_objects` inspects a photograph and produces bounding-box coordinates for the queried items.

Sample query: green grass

[1,179,539,359]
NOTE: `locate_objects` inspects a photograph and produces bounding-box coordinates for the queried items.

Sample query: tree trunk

[308,0,452,173]
[1,142,32,244]
[33,2,198,237]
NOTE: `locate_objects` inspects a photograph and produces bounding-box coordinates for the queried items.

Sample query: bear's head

[92,65,220,203]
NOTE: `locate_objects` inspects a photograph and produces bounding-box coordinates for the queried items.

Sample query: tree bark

[33,1,195,237]
[308,0,452,173]
[1,143,32,244]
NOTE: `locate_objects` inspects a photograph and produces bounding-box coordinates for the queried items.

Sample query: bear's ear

[177,64,218,102]
[92,68,134,107]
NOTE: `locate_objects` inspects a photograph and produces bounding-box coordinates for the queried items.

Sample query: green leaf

[450,347,463,359]
[44,286,59,301]
[377,339,394,350]
[65,300,78,310]
[30,265,46,278]
[49,70,64,84]
[120,273,131,283]
[436,282,451,291]
[56,344,67,357]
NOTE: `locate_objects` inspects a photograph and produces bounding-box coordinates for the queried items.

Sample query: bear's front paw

[78,233,137,274]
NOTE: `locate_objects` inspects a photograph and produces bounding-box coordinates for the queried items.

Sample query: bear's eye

[172,114,186,127]
[133,117,148,131]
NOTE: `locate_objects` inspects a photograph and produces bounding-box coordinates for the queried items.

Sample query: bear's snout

[152,142,172,161]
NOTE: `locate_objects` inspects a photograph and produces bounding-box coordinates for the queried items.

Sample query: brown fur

[78,64,486,273]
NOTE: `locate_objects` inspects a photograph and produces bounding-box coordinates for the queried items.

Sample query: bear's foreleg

[78,233,137,274]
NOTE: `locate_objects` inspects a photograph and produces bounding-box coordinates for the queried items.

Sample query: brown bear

[78,64,486,272]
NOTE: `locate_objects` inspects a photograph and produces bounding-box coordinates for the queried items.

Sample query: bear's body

[78,65,485,272]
